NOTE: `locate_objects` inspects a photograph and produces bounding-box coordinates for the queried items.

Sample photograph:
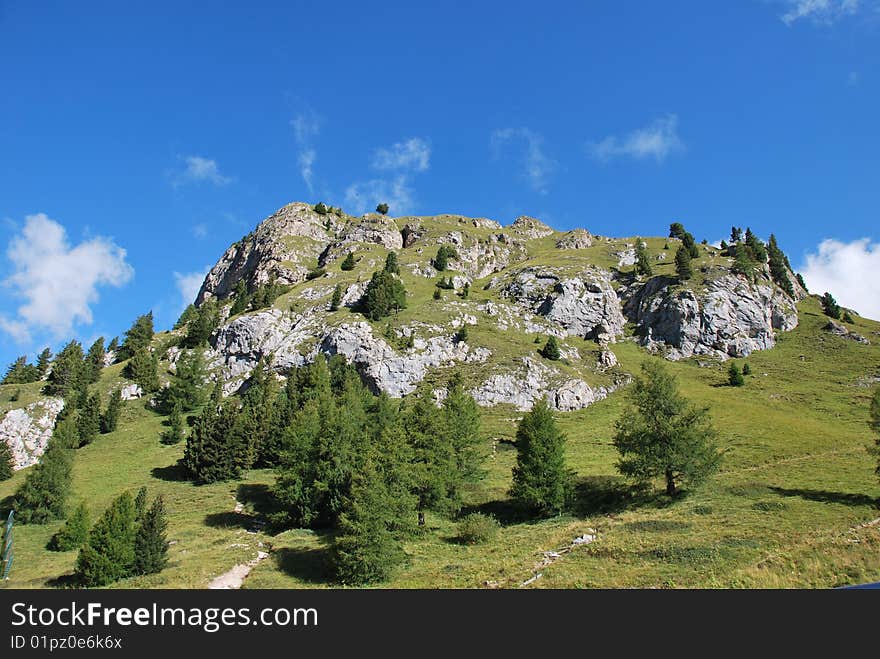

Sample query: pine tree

[101,389,122,434]
[384,251,400,275]
[842,311,855,324]
[48,502,90,551]
[728,363,745,387]
[13,421,76,524]
[360,270,407,320]
[404,387,454,525]
[767,234,794,296]
[75,491,137,586]
[230,280,250,316]
[161,403,186,445]
[331,461,406,585]
[732,246,757,281]
[36,348,53,378]
[376,203,389,215]
[85,337,105,384]
[613,361,721,496]
[184,298,220,348]
[742,362,752,376]
[118,312,154,361]
[675,245,693,280]
[161,349,206,412]
[134,495,169,575]
[669,222,686,240]
[134,486,149,522]
[461,282,470,299]
[541,335,561,360]
[107,337,120,353]
[510,399,572,516]
[796,273,808,293]
[443,375,484,490]
[635,241,653,277]
[183,403,243,483]
[2,356,30,385]
[174,303,198,329]
[0,440,14,481]
[124,347,159,392]
[340,252,356,271]
[43,341,85,397]
[744,228,767,262]
[76,391,102,446]
[433,288,442,300]
[731,226,743,243]
[330,283,343,311]
[454,326,468,343]
[870,387,880,481]
[433,245,450,271]
[821,292,842,319]
[682,232,699,259]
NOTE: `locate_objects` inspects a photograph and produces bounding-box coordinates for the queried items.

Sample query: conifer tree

[731,226,743,243]
[36,348,53,378]
[76,391,102,446]
[384,251,400,275]
[43,341,85,397]
[635,241,653,277]
[184,298,220,348]
[728,363,745,387]
[330,283,343,311]
[541,335,561,360]
[161,403,186,445]
[767,234,794,296]
[107,337,120,353]
[134,486,149,522]
[183,403,243,483]
[821,292,842,319]
[732,246,757,281]
[101,389,122,434]
[443,375,484,489]
[13,420,76,524]
[742,362,752,376]
[669,222,686,240]
[134,495,169,575]
[174,303,199,329]
[433,245,450,271]
[675,245,693,280]
[613,361,721,496]
[161,349,206,412]
[340,252,356,271]
[454,326,468,343]
[0,440,14,481]
[48,502,90,551]
[404,386,453,525]
[75,491,137,586]
[229,280,250,316]
[118,312,154,361]
[510,398,572,516]
[433,288,442,300]
[361,270,407,320]
[870,387,880,482]
[1,356,38,385]
[376,203,389,215]
[85,337,106,384]
[124,347,160,392]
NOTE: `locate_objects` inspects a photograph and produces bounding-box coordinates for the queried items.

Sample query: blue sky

[1,0,879,367]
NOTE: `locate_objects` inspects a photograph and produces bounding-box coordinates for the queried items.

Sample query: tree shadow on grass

[47,572,81,589]
[460,499,534,526]
[571,475,671,517]
[769,487,879,508]
[150,461,189,482]
[275,543,333,585]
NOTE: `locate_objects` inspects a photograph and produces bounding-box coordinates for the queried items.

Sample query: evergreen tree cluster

[228,277,290,317]
[1,349,51,385]
[74,487,169,586]
[821,292,842,320]
[13,419,77,524]
[360,270,407,320]
[117,312,154,361]
[433,245,458,271]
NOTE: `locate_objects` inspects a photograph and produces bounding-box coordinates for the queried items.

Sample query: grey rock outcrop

[502,267,626,342]
[0,398,64,470]
[556,229,594,249]
[508,215,554,239]
[824,320,870,345]
[624,274,798,360]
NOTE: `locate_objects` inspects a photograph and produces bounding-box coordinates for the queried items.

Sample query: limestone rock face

[120,384,143,400]
[624,274,799,360]
[0,398,64,470]
[555,229,593,249]
[502,267,626,341]
[197,202,334,303]
[321,322,491,397]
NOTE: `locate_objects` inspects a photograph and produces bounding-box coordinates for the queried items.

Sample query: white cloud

[192,223,208,239]
[344,175,414,216]
[780,0,861,25]
[801,237,880,320]
[0,214,134,343]
[174,155,233,187]
[589,115,684,163]
[174,269,209,311]
[371,138,431,172]
[490,128,556,194]
[291,113,321,193]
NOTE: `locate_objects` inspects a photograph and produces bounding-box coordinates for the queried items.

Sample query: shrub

[842,311,855,324]
[541,336,561,361]
[306,267,326,281]
[454,326,469,343]
[728,363,745,387]
[314,202,329,215]
[48,502,89,551]
[330,284,343,311]
[742,363,751,376]
[432,288,441,300]
[340,252,356,271]
[455,513,499,545]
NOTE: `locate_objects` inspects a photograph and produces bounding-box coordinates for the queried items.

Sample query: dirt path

[208,551,270,589]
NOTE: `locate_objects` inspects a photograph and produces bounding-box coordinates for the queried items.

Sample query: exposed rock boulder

[556,229,593,249]
[120,384,143,400]
[624,274,798,360]
[824,320,870,345]
[508,215,554,239]
[598,349,618,369]
[502,267,626,342]
[0,398,64,470]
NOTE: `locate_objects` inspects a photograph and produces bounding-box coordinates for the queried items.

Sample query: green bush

[455,513,499,545]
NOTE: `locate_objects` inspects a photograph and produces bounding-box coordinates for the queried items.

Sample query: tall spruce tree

[100,389,122,434]
[118,312,154,361]
[675,245,693,281]
[124,347,159,392]
[361,270,407,320]
[442,375,484,491]
[48,502,90,551]
[384,251,400,275]
[330,283,343,311]
[85,337,106,384]
[541,335,561,360]
[821,292,842,319]
[76,391,102,446]
[75,491,137,587]
[767,234,795,296]
[635,240,653,277]
[184,298,220,348]
[13,420,76,524]
[510,398,571,516]
[36,348,53,378]
[183,403,243,483]
[340,252,356,271]
[43,341,85,397]
[229,280,250,316]
[161,349,206,412]
[613,361,721,496]
[161,403,186,445]
[0,440,14,481]
[174,303,199,329]
[669,222,686,240]
[134,495,169,575]
[870,387,880,481]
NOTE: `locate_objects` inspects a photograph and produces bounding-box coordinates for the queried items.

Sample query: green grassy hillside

[2,295,877,589]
